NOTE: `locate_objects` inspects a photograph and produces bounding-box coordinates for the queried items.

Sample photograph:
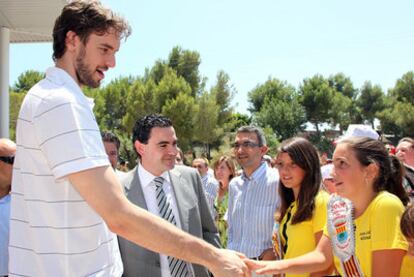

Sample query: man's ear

[260,145,269,155]
[65,30,80,53]
[134,140,145,157]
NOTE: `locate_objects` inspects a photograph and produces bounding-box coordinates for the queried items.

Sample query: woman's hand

[245,259,284,275]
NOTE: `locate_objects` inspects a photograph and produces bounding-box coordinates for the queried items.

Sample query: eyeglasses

[0,156,14,165]
[232,141,260,149]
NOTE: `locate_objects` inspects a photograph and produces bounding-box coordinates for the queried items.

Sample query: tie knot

[154,177,164,188]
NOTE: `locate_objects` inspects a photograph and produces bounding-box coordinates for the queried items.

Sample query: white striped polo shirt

[9,67,123,276]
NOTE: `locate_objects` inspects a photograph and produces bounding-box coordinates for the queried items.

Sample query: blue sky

[10,0,414,113]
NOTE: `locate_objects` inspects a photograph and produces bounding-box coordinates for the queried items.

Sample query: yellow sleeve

[370,195,408,251]
[312,191,329,234]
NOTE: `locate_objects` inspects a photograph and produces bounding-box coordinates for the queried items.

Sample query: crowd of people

[1,1,414,276]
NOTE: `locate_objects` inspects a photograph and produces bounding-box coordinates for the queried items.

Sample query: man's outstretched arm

[68,165,250,277]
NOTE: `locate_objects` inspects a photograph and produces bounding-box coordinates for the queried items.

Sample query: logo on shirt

[359,231,371,240]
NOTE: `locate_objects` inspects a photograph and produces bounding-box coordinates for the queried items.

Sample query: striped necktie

[154,177,191,277]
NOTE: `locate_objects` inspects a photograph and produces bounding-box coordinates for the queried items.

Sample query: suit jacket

[118,165,221,277]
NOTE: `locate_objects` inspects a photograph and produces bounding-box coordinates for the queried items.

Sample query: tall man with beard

[9,1,248,276]
[227,126,280,276]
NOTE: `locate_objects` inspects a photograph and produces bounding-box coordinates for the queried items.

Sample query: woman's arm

[372,249,406,277]
[310,231,336,277]
[246,235,333,275]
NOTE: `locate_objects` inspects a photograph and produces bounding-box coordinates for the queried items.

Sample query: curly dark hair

[132,114,173,158]
[52,0,131,61]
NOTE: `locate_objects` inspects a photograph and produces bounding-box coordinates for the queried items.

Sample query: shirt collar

[137,163,171,189]
[45,67,95,109]
[241,161,267,182]
[201,173,209,182]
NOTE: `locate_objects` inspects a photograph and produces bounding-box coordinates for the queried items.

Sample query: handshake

[210,248,278,277]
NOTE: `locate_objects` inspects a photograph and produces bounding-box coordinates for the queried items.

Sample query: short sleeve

[313,191,329,233]
[370,195,408,251]
[34,92,109,179]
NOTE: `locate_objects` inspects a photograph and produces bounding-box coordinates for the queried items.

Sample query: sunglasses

[0,156,14,165]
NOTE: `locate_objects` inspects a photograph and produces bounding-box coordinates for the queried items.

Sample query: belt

[249,256,262,260]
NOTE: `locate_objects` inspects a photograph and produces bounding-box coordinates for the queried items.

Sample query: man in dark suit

[118,114,221,277]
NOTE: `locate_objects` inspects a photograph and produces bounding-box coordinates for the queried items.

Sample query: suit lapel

[169,169,191,233]
[124,167,148,210]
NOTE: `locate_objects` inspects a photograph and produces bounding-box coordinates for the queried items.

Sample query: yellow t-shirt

[324,191,412,277]
[279,191,329,277]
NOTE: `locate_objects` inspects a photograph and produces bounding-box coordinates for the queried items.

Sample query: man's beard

[75,46,101,88]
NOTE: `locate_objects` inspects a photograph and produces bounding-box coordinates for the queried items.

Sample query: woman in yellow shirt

[249,137,411,277]
[273,137,331,277]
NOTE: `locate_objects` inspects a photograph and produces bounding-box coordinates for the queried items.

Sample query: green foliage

[263,127,280,156]
[330,92,354,131]
[154,68,192,110]
[226,113,251,132]
[248,78,292,113]
[249,78,305,140]
[12,70,44,93]
[255,97,305,141]
[122,79,157,132]
[193,91,222,158]
[299,73,362,133]
[211,70,235,126]
[9,91,26,140]
[357,81,385,126]
[388,71,414,104]
[307,133,335,157]
[93,77,135,131]
[377,71,414,138]
[9,51,413,159]
[162,93,196,150]
[168,46,202,96]
[299,75,335,134]
[328,73,357,99]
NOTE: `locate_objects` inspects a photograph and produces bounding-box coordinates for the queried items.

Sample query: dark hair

[132,114,173,157]
[236,126,267,146]
[101,131,120,150]
[401,204,414,239]
[276,137,321,224]
[214,155,236,182]
[52,0,131,61]
[338,137,409,206]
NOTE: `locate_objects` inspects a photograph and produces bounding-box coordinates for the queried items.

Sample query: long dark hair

[276,137,321,224]
[338,137,409,206]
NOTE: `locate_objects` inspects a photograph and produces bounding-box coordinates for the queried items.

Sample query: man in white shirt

[0,138,15,277]
[227,126,280,264]
[9,1,248,276]
[118,114,221,277]
[192,158,219,216]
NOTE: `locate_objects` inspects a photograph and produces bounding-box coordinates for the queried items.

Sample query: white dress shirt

[138,164,184,277]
